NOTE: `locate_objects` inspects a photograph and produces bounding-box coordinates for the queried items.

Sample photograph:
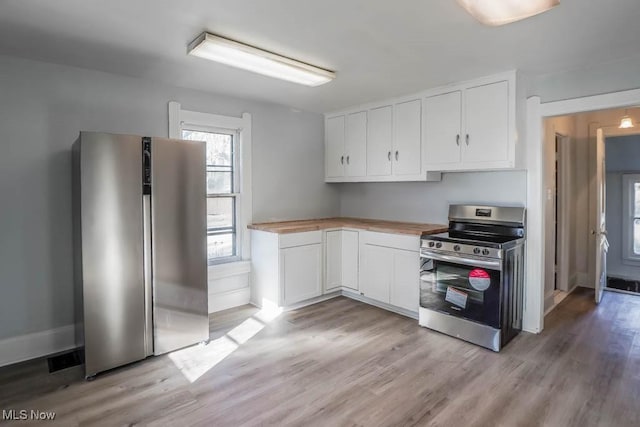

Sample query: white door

[594,128,609,304]
[345,111,367,177]
[390,249,419,312]
[360,244,391,303]
[342,230,359,290]
[325,231,342,292]
[393,99,422,176]
[424,91,462,166]
[281,244,323,306]
[367,105,393,177]
[326,116,345,178]
[463,81,509,165]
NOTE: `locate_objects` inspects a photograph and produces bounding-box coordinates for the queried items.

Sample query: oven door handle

[420,251,502,271]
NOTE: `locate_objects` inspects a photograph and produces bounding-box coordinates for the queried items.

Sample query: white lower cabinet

[281,244,322,306]
[250,230,323,309]
[252,228,419,315]
[360,244,392,303]
[325,229,359,292]
[359,231,420,314]
[390,249,420,312]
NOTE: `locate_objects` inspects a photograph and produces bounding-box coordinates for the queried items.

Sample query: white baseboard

[342,290,418,320]
[577,272,590,288]
[208,287,251,313]
[0,325,76,368]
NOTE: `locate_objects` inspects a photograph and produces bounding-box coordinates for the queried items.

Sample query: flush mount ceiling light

[457,0,560,26]
[188,32,335,87]
[619,110,634,129]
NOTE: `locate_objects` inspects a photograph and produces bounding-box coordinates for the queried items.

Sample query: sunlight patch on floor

[169,299,282,383]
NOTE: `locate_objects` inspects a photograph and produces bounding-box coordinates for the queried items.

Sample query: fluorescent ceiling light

[188,32,335,87]
[457,0,560,26]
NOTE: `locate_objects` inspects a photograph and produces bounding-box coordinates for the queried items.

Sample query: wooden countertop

[247,217,448,236]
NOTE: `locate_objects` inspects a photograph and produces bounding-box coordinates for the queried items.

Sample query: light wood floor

[1,288,640,426]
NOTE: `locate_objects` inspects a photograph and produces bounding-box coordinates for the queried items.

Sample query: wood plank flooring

[1,288,640,426]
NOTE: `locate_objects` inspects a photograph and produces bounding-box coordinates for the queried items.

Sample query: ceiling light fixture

[187,32,335,87]
[457,0,560,26]
[619,110,634,129]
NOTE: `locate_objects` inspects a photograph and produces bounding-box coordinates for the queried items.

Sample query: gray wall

[339,171,527,224]
[0,55,338,340]
[606,134,640,280]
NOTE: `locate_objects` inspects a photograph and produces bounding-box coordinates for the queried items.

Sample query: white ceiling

[1,0,640,112]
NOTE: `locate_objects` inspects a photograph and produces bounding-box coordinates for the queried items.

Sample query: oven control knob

[428,241,435,248]
[435,242,442,249]
[473,248,481,255]
[482,249,490,256]
[453,245,461,252]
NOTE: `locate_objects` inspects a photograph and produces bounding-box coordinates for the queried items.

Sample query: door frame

[525,88,640,334]
[556,133,572,294]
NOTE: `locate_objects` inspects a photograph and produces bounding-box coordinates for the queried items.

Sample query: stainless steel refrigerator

[73,132,209,379]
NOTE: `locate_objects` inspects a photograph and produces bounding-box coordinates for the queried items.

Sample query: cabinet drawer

[361,231,419,252]
[279,230,322,248]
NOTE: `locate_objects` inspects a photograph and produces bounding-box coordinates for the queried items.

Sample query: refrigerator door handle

[143,194,154,356]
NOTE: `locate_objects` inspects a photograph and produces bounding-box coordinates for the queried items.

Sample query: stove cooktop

[421,232,524,250]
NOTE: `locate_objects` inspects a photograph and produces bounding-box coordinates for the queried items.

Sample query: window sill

[208,260,251,280]
[621,257,640,267]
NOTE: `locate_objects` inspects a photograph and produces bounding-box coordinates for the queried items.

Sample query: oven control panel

[420,239,502,259]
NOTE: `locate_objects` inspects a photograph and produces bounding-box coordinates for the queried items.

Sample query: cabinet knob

[456,134,460,146]
[341,155,344,165]
[466,134,470,146]
[388,151,391,161]
[346,156,350,165]
[395,151,399,161]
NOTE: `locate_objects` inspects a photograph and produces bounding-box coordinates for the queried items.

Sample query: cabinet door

[424,91,462,166]
[326,115,345,179]
[345,111,367,177]
[393,99,422,176]
[281,244,322,306]
[325,231,342,292]
[367,105,393,177]
[342,230,359,290]
[360,244,391,303]
[463,80,509,164]
[390,249,419,312]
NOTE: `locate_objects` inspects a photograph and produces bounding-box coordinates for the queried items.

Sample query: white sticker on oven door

[445,287,468,309]
[469,268,491,291]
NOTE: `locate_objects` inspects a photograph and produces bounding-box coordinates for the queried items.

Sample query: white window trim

[168,101,252,276]
[622,174,640,265]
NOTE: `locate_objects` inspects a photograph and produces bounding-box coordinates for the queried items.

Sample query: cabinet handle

[341,155,344,165]
[456,134,460,146]
[346,155,350,165]
[395,151,399,161]
[388,151,391,161]
[466,134,469,146]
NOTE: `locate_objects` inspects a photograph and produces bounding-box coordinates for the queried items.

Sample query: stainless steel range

[419,205,526,351]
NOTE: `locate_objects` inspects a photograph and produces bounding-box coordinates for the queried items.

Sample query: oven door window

[420,259,501,328]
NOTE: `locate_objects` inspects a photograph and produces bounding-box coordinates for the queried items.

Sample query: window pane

[634,219,640,255]
[635,183,640,217]
[207,171,232,194]
[182,130,233,167]
[207,197,234,231]
[208,233,235,259]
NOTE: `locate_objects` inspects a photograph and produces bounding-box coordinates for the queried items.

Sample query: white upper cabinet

[326,115,345,179]
[366,105,393,177]
[393,99,422,176]
[345,112,367,177]
[424,90,462,166]
[463,81,509,166]
[424,73,518,171]
[326,70,521,180]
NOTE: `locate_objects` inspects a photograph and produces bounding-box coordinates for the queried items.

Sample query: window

[169,102,252,266]
[182,129,237,262]
[622,174,640,262]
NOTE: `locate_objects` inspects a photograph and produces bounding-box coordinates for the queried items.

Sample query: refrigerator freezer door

[151,137,209,355]
[79,132,147,377]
